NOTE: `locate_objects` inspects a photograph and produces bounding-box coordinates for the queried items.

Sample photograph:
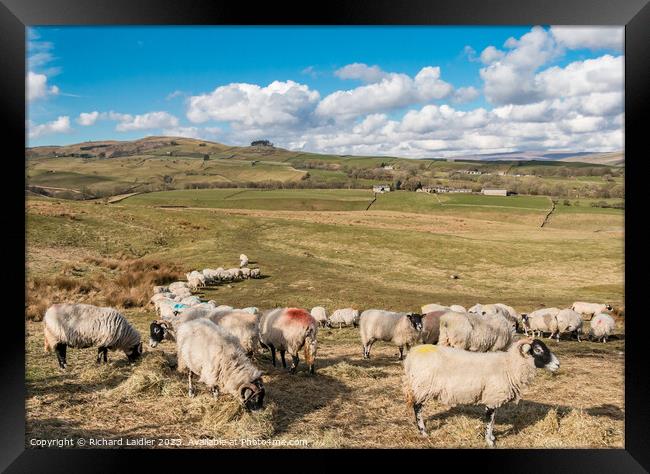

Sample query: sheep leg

[280,350,287,369]
[413,403,427,436]
[269,344,277,367]
[485,407,496,447]
[289,354,299,374]
[398,346,404,360]
[96,346,108,364]
[363,339,374,359]
[55,343,67,370]
[188,371,196,398]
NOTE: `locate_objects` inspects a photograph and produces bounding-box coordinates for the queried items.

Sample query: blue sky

[27,26,624,157]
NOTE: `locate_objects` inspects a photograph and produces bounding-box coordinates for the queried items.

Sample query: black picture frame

[3,0,649,471]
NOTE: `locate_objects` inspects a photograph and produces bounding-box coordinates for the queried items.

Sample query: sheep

[242,307,260,316]
[169,281,189,294]
[403,337,559,446]
[226,268,243,281]
[473,304,518,334]
[240,267,251,279]
[150,307,259,356]
[176,318,265,410]
[359,310,423,360]
[589,313,616,342]
[153,285,168,294]
[240,254,249,268]
[420,310,445,344]
[259,308,318,374]
[521,308,560,337]
[215,305,234,312]
[329,308,360,328]
[553,309,584,342]
[180,296,202,306]
[310,306,330,328]
[250,268,261,279]
[438,310,512,352]
[421,303,449,314]
[571,301,613,321]
[43,303,142,369]
[187,273,206,291]
[449,305,467,313]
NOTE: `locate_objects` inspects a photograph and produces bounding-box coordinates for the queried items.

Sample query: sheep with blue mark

[403,337,560,446]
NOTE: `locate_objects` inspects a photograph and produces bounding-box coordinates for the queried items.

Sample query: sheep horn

[240,383,259,404]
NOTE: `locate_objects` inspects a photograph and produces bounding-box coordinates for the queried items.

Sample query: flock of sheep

[40,255,620,447]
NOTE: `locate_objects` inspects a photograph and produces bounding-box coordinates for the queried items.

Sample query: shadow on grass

[424,399,624,437]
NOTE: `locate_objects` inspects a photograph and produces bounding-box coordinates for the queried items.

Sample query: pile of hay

[109,351,184,398]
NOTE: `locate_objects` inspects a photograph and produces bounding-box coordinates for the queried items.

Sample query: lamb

[521,308,561,337]
[259,308,318,374]
[240,254,249,268]
[329,308,360,328]
[403,337,559,446]
[589,313,616,343]
[420,310,445,344]
[176,318,265,410]
[553,309,584,342]
[360,310,423,360]
[571,302,613,321]
[43,303,142,369]
[310,306,330,328]
[438,310,512,352]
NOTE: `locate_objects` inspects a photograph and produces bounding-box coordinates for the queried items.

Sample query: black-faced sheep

[403,338,559,446]
[359,309,423,360]
[44,303,142,369]
[176,318,265,410]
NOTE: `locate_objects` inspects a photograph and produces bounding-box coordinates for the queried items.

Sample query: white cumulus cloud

[27,71,59,101]
[335,63,387,83]
[113,111,179,132]
[28,116,72,139]
[551,26,623,51]
[77,111,100,126]
[186,80,320,127]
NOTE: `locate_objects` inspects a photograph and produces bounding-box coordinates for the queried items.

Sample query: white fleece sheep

[310,306,330,327]
[359,309,423,360]
[553,309,584,342]
[421,303,449,314]
[329,308,360,328]
[589,313,616,342]
[43,303,142,369]
[571,302,613,320]
[259,308,318,374]
[240,254,249,267]
[176,318,265,410]
[521,308,561,337]
[403,338,559,446]
[438,310,512,352]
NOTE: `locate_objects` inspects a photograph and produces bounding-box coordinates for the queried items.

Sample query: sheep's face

[240,380,265,411]
[149,321,167,348]
[406,313,424,332]
[522,339,559,372]
[126,342,143,362]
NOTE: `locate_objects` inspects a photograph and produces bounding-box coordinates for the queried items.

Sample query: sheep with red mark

[259,308,318,374]
[589,313,616,342]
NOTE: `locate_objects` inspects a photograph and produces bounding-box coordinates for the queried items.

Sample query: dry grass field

[25,189,625,448]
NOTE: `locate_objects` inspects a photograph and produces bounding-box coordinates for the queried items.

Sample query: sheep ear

[520,343,532,356]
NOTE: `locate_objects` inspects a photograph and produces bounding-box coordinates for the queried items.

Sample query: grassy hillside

[27,136,624,201]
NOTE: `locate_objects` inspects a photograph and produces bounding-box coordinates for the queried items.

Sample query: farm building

[373,185,391,193]
[482,188,509,196]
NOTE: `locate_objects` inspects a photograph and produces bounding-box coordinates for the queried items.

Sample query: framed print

[2,0,649,471]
